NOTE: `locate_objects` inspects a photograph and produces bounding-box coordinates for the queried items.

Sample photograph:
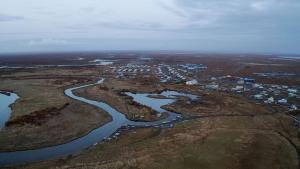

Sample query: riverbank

[73,79,165,122]
[0,77,190,166]
[0,76,111,151]
[0,54,299,168]
[14,115,299,169]
[0,91,11,96]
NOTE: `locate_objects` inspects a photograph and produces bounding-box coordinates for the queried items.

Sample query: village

[1,0,300,167]
[108,63,206,82]
[203,75,299,111]
[0,53,299,169]
[105,61,299,115]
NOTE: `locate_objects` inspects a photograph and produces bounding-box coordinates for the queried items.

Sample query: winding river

[0,78,198,166]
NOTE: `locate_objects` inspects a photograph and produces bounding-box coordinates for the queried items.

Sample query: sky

[0,0,300,54]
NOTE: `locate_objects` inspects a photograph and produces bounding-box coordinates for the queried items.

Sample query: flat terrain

[0,52,299,169]
[74,78,165,121]
[15,115,299,169]
[0,69,111,151]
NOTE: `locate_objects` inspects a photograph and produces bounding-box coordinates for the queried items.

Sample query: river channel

[0,78,198,166]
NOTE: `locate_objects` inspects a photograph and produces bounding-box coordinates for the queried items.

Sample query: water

[0,79,199,166]
[89,59,114,65]
[126,90,199,113]
[0,59,115,69]
[159,90,199,101]
[125,90,199,126]
[0,92,19,129]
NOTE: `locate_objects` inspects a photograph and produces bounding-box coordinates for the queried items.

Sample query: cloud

[0,13,24,22]
[0,0,300,53]
[95,21,166,31]
[28,38,68,46]
[250,1,270,11]
[157,1,187,18]
[79,7,96,13]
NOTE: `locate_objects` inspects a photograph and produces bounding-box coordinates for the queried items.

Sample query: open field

[0,52,299,168]
[74,77,273,120]
[0,69,111,151]
[41,75,300,169]
[1,0,300,166]
[14,114,299,169]
[73,78,166,121]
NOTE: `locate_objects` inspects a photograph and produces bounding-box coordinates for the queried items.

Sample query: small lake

[89,59,114,65]
[125,90,199,126]
[126,90,199,113]
[0,92,19,129]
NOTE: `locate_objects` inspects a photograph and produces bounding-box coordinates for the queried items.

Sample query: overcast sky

[0,0,300,54]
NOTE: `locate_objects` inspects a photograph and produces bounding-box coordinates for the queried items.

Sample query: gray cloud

[0,13,24,22]
[0,0,299,53]
[157,2,187,18]
[95,21,166,31]
[28,38,68,46]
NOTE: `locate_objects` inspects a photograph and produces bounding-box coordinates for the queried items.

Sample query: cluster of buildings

[109,63,207,83]
[156,64,187,83]
[156,63,206,83]
[104,61,299,136]
[109,64,152,79]
[107,63,298,112]
[179,64,207,72]
[202,75,299,111]
[254,72,297,77]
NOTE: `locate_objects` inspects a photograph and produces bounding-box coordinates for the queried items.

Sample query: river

[0,78,198,166]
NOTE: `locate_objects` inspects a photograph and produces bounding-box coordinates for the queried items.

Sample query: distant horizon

[1,0,300,54]
[0,50,300,57]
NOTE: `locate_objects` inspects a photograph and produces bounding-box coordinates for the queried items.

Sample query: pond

[0,92,19,129]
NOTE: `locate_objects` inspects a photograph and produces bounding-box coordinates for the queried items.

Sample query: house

[282,85,288,89]
[288,89,297,93]
[289,93,297,97]
[206,84,219,90]
[237,79,244,85]
[265,97,274,104]
[211,77,217,81]
[253,83,262,88]
[254,94,263,100]
[186,79,198,85]
[244,78,255,84]
[232,86,243,91]
[226,75,237,81]
[290,105,298,111]
[259,91,268,97]
[278,98,288,105]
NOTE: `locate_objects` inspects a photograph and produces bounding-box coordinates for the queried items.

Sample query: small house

[278,98,288,105]
[254,94,263,100]
[244,78,255,84]
[186,79,198,85]
[265,97,274,104]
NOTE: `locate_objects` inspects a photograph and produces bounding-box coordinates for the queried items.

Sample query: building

[211,77,217,81]
[206,84,219,90]
[290,105,298,111]
[289,93,297,97]
[186,79,198,85]
[237,79,244,85]
[265,97,274,104]
[288,89,297,93]
[232,86,244,91]
[278,98,288,105]
[244,78,255,84]
[254,94,263,100]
